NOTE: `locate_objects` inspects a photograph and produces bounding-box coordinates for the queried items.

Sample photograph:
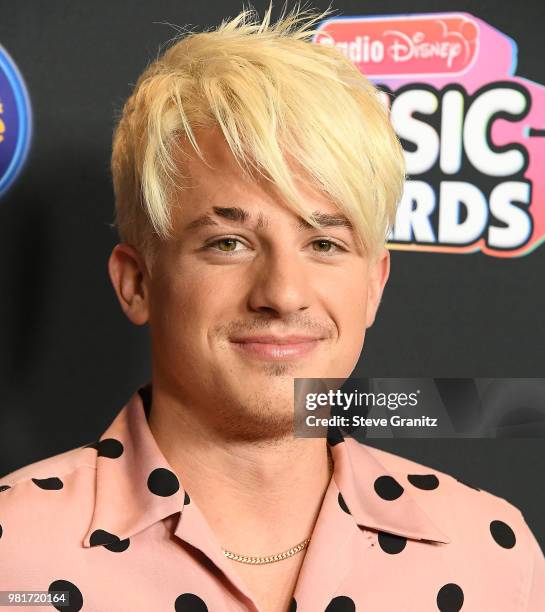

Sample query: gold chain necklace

[223,536,311,564]
[221,447,333,565]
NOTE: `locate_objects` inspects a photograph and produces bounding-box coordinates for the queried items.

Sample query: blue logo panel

[0,44,32,198]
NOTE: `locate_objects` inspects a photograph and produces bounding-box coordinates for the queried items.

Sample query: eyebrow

[183,206,354,232]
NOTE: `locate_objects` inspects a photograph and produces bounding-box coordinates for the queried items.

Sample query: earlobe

[365,247,390,328]
[108,244,150,326]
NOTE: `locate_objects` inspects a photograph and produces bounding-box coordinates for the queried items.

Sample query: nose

[246,248,311,317]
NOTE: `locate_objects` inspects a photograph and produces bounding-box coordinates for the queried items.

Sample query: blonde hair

[111,1,406,265]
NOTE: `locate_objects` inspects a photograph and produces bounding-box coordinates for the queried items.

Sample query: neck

[147,381,332,555]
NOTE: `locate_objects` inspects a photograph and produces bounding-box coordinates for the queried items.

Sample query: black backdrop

[0,1,543,549]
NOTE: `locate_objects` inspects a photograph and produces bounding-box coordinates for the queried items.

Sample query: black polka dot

[97,438,124,458]
[325,595,356,612]
[374,475,404,500]
[32,477,63,490]
[0,485,10,492]
[89,529,130,553]
[338,492,351,514]
[174,593,208,611]
[408,474,439,490]
[437,583,464,611]
[0,524,3,539]
[490,520,516,549]
[378,531,407,554]
[48,579,83,612]
[148,468,180,497]
[184,491,191,505]
[288,597,297,612]
[105,538,130,553]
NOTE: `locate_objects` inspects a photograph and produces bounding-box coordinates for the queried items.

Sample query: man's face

[112,127,390,440]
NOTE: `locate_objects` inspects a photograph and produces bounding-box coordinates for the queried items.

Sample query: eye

[205,237,248,253]
[311,238,345,254]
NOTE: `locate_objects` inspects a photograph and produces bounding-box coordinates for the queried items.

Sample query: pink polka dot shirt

[1,385,544,611]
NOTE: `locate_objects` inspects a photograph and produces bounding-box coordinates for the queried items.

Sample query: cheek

[149,270,215,343]
[323,269,369,370]
[328,267,370,329]
[344,283,369,325]
[338,290,368,351]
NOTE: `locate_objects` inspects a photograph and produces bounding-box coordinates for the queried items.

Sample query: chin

[216,390,295,442]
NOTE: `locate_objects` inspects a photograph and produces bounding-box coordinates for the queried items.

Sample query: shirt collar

[327,428,450,544]
[82,385,450,548]
[82,384,185,548]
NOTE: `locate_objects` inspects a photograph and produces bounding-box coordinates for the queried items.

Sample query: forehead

[171,126,343,221]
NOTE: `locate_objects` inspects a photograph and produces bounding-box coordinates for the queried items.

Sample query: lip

[231,334,323,344]
[230,335,324,361]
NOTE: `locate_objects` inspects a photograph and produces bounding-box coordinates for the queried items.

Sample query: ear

[108,243,150,325]
[365,247,390,328]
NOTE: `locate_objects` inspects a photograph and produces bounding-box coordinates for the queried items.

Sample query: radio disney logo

[314,15,479,77]
[315,13,545,257]
[0,44,32,199]
[384,28,466,69]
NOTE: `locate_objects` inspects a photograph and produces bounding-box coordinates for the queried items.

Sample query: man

[1,4,543,611]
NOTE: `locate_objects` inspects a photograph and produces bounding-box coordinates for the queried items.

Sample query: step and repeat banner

[0,1,543,546]
[315,12,545,257]
[3,11,545,257]
[0,43,31,199]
